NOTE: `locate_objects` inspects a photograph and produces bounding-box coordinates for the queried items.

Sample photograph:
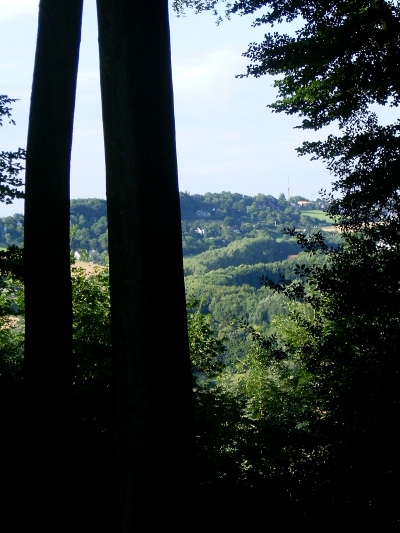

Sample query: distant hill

[0,192,339,265]
[0,192,341,361]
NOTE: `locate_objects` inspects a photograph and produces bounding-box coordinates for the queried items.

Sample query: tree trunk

[96,0,195,529]
[23,0,83,525]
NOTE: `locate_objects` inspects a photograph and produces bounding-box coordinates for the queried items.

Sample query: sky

[0,0,335,217]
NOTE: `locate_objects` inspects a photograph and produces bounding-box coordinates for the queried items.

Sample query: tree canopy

[173,1,400,526]
[173,1,400,236]
[174,0,400,121]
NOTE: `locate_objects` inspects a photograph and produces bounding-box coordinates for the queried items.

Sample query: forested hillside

[179,191,334,255]
[1,192,338,357]
[1,192,338,358]
[0,191,336,252]
[1,190,338,528]
[1,186,398,528]
[69,198,108,263]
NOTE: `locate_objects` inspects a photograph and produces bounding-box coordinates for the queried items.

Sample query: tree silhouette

[96,0,194,528]
[23,0,194,528]
[23,0,83,525]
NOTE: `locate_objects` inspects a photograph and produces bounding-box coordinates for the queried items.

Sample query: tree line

[1,191,338,260]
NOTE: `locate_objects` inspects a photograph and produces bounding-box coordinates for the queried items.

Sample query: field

[302,210,333,222]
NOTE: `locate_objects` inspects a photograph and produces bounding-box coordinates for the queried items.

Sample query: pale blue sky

[0,0,334,217]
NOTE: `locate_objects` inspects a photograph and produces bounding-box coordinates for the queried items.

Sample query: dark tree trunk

[23,0,83,524]
[96,0,195,529]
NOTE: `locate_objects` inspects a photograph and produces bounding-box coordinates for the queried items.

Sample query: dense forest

[2,182,398,528]
[0,191,335,251]
[1,192,340,358]
[1,185,398,528]
[0,189,382,529]
[1,193,338,528]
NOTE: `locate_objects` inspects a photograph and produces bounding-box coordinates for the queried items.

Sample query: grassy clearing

[302,210,333,223]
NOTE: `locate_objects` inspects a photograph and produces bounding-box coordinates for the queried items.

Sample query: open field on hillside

[302,210,333,222]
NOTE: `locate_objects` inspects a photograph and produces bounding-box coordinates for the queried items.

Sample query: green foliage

[0,273,24,423]
[0,215,24,247]
[0,245,24,279]
[0,253,325,514]
[0,96,25,204]
[174,1,399,127]
[72,265,111,362]
[180,191,329,255]
[236,320,314,420]
[185,250,329,342]
[187,297,225,375]
[173,2,400,250]
[184,234,301,275]
[71,265,113,430]
[70,199,109,263]
[5,190,333,263]
[256,226,400,524]
[172,5,400,520]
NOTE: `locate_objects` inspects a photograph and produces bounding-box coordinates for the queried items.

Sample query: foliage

[0,273,24,436]
[174,3,400,522]
[0,245,24,279]
[0,215,24,247]
[180,190,330,256]
[187,296,225,375]
[71,266,112,374]
[184,234,301,275]
[3,216,382,524]
[256,226,400,525]
[173,2,400,241]
[0,252,323,520]
[70,265,113,431]
[173,1,400,121]
[70,199,108,263]
[233,318,328,494]
[0,96,25,204]
[7,191,334,262]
